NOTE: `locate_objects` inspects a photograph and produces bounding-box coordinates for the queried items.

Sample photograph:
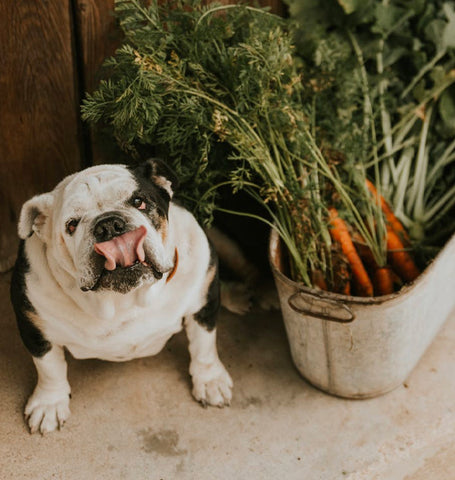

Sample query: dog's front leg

[184,316,233,407]
[25,346,71,434]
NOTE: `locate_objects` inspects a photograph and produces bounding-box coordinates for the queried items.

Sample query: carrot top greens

[286,0,455,255]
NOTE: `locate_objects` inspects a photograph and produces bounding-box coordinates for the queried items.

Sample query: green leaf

[430,65,448,89]
[382,45,408,68]
[403,0,426,15]
[442,3,455,49]
[425,19,447,52]
[372,3,410,38]
[336,0,362,15]
[439,84,455,134]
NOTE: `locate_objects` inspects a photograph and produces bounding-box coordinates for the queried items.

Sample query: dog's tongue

[94,226,147,271]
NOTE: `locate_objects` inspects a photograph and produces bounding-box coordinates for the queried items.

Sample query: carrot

[352,232,394,295]
[373,266,395,296]
[391,270,403,290]
[386,227,420,283]
[341,277,351,295]
[328,207,374,297]
[311,269,328,291]
[351,232,376,269]
[365,180,420,284]
[365,179,410,246]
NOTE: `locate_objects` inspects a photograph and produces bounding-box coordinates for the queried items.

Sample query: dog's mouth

[94,225,149,272]
[81,226,168,292]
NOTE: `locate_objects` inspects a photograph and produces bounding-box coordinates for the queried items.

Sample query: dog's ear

[18,192,54,241]
[134,158,179,199]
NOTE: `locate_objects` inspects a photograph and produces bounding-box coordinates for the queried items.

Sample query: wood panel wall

[0,0,285,270]
[73,0,124,165]
[0,1,83,271]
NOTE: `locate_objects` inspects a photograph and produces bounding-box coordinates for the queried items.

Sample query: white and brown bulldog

[10,159,233,434]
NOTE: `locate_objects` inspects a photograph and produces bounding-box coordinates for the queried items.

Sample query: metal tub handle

[288,290,355,323]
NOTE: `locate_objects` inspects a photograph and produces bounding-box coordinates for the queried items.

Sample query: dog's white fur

[14,163,233,434]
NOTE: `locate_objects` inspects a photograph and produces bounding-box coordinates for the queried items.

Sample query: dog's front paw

[25,388,71,434]
[191,362,233,408]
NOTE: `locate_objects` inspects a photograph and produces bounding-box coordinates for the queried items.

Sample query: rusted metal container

[269,229,455,398]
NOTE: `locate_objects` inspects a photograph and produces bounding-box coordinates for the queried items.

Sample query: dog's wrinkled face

[19,159,178,294]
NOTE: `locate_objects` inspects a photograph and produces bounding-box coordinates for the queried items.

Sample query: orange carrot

[365,179,410,246]
[353,231,397,295]
[373,266,395,296]
[351,232,376,269]
[386,227,420,283]
[341,277,351,295]
[390,270,403,292]
[328,208,374,297]
[311,269,328,291]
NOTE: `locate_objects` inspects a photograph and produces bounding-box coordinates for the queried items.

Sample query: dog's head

[18,159,179,294]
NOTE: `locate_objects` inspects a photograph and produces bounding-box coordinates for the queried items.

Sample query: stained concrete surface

[1,270,455,480]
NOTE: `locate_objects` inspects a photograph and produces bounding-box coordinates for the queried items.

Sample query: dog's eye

[132,197,146,210]
[66,219,80,235]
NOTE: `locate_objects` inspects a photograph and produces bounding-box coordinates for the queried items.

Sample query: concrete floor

[1,270,455,480]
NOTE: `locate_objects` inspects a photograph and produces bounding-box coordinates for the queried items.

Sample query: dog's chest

[34,281,191,362]
[64,307,184,362]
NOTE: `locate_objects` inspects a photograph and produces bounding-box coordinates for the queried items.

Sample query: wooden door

[0,1,83,270]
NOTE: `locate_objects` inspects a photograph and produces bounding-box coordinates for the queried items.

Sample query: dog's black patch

[128,158,179,230]
[194,243,219,332]
[10,241,52,357]
[132,158,179,193]
[128,187,167,231]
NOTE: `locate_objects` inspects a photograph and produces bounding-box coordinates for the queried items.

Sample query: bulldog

[10,159,233,434]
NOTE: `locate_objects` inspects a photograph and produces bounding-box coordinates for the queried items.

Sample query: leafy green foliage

[83,1,297,222]
[285,0,455,252]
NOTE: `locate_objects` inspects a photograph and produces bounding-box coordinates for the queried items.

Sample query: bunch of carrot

[322,180,421,297]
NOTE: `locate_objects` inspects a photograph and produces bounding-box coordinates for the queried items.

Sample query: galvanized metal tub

[269,229,455,399]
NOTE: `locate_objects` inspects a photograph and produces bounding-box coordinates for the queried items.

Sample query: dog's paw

[191,362,233,408]
[25,388,71,434]
[220,281,252,315]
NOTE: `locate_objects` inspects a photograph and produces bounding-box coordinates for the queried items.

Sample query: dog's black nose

[94,214,127,242]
